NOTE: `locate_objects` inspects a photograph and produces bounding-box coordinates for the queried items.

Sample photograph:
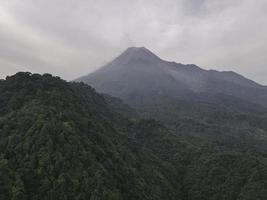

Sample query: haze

[0,0,267,84]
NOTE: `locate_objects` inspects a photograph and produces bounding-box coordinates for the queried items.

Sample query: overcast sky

[0,0,267,84]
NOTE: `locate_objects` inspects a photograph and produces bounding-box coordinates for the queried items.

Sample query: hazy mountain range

[77,47,267,122]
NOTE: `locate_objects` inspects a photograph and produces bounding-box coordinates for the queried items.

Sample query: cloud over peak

[0,0,267,84]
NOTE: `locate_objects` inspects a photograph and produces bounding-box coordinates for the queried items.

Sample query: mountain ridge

[77,47,264,88]
[77,47,267,113]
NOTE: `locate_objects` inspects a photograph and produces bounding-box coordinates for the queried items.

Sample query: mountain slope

[1,72,267,199]
[0,72,184,200]
[76,47,267,122]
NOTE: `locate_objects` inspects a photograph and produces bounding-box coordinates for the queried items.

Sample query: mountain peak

[124,46,152,53]
[125,46,147,51]
[113,46,161,64]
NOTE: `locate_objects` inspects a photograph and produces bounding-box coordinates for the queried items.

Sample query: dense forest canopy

[0,72,267,199]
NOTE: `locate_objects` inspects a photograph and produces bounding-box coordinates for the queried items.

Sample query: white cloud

[0,0,266,84]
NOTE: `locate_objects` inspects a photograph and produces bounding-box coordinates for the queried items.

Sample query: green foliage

[0,72,267,199]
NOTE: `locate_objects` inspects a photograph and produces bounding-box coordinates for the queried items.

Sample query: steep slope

[77,47,267,115]
[1,72,267,199]
[0,72,184,200]
[77,47,194,100]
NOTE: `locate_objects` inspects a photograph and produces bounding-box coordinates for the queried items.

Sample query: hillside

[0,72,181,199]
[0,72,267,199]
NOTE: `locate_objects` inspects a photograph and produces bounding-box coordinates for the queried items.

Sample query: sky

[0,0,267,84]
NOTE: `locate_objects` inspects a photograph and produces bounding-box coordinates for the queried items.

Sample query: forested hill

[0,72,267,200]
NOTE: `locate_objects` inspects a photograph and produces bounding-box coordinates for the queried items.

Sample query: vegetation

[0,72,267,199]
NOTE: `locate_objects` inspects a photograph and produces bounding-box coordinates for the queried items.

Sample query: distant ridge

[77,47,267,108]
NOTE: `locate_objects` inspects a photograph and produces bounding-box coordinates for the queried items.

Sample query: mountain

[1,72,267,199]
[77,47,267,123]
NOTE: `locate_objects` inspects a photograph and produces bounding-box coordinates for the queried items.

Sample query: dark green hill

[0,72,175,199]
[0,72,267,200]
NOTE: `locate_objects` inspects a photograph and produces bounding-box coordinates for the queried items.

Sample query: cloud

[0,0,266,84]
